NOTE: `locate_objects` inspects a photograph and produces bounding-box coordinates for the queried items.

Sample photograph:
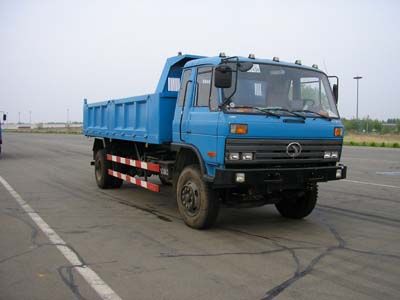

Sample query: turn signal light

[334,127,343,137]
[230,124,248,134]
[207,151,216,158]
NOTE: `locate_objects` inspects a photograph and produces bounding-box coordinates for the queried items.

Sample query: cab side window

[195,67,218,109]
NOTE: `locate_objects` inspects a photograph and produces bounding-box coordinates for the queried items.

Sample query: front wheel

[176,165,219,229]
[275,184,318,219]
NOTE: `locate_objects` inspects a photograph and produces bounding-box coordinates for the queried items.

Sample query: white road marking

[0,176,123,300]
[376,171,400,176]
[343,179,400,189]
[343,156,399,164]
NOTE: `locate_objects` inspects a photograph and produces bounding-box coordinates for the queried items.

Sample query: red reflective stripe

[106,154,160,173]
[144,162,160,173]
[107,169,160,192]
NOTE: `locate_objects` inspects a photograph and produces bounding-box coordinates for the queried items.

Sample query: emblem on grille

[286,142,302,158]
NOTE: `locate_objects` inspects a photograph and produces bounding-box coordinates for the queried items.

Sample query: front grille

[225,139,342,165]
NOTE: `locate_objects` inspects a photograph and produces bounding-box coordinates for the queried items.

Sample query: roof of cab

[183,55,325,74]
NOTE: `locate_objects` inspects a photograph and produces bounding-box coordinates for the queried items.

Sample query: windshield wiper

[292,109,332,121]
[264,108,306,119]
[230,106,281,118]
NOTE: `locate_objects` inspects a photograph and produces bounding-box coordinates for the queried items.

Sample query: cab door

[185,66,220,167]
[172,68,194,142]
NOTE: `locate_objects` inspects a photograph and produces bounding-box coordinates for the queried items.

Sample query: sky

[0,0,399,123]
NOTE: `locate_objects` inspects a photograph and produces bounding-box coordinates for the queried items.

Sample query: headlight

[242,152,253,160]
[324,151,339,159]
[228,153,240,160]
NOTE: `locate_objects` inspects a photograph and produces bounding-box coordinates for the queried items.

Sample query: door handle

[186,130,192,133]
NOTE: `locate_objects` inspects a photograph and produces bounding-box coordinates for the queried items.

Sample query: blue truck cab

[83,53,347,229]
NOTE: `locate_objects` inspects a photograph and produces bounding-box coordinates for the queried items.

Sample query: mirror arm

[220,56,239,64]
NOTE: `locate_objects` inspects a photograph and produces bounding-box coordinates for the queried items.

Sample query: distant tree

[381,125,391,134]
[371,119,382,132]
[342,118,400,134]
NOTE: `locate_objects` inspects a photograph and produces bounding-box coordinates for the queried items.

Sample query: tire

[176,165,219,229]
[94,149,123,189]
[111,177,123,188]
[275,184,318,219]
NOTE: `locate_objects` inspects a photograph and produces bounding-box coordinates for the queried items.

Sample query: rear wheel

[275,184,318,219]
[94,149,123,189]
[176,165,219,229]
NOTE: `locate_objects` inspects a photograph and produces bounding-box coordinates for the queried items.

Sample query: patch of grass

[344,133,400,148]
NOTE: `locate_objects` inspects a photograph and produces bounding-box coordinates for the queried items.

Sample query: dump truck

[83,53,347,229]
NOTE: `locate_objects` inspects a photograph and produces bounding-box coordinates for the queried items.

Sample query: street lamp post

[353,76,363,119]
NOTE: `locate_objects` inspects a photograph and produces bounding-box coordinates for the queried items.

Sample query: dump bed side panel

[83,54,206,145]
[83,92,177,144]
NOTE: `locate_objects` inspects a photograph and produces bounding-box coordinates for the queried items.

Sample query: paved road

[0,133,399,300]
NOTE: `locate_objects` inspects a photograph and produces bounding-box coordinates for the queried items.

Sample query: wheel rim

[95,159,102,181]
[180,180,200,216]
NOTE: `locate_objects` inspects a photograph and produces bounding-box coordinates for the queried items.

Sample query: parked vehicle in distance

[83,53,347,229]
[0,113,6,154]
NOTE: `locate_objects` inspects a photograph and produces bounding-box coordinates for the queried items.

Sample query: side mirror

[2,114,6,121]
[328,76,339,104]
[333,83,339,104]
[214,65,232,88]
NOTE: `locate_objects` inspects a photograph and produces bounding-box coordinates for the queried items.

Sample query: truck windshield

[223,63,339,119]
